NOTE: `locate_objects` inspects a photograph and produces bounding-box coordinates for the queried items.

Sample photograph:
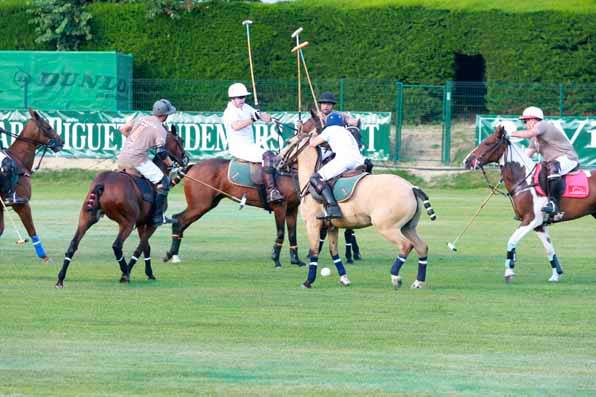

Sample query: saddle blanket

[533,164,590,199]
[228,159,261,188]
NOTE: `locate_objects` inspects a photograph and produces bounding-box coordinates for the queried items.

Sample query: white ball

[320,267,331,277]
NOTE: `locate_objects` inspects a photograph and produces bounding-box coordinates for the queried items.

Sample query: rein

[0,126,53,174]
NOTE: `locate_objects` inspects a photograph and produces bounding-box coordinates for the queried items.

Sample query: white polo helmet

[228,83,251,98]
[152,99,176,116]
[519,106,544,120]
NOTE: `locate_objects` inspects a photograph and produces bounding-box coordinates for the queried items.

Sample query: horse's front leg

[302,219,323,289]
[327,226,350,286]
[13,203,48,262]
[271,206,286,268]
[504,219,541,283]
[534,225,563,282]
[286,207,305,267]
[142,225,158,280]
[126,226,146,278]
[113,222,135,283]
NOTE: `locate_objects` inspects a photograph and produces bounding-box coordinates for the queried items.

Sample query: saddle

[119,170,155,203]
[311,167,369,203]
[533,163,590,199]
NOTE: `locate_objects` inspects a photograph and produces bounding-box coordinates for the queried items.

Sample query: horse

[162,158,307,268]
[0,109,64,260]
[464,124,596,283]
[283,115,437,289]
[56,126,188,288]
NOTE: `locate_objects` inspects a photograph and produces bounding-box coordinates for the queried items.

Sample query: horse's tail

[412,186,437,221]
[86,184,104,214]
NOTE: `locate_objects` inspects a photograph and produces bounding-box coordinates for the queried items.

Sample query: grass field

[2,173,596,396]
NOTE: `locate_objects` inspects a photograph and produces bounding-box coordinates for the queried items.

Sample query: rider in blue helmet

[324,112,344,128]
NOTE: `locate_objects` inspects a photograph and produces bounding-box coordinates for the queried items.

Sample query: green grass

[295,0,596,13]
[2,179,596,396]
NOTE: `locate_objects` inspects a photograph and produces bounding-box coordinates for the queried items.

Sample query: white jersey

[319,126,364,163]
[222,101,265,162]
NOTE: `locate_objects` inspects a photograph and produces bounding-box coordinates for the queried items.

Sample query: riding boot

[2,190,28,206]
[310,174,342,219]
[542,176,563,214]
[262,151,284,203]
[152,176,172,226]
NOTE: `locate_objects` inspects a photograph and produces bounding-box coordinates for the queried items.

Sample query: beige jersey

[529,120,578,163]
[117,115,167,167]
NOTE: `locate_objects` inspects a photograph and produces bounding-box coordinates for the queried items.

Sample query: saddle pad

[228,159,259,188]
[122,172,155,203]
[533,164,590,198]
[334,173,369,202]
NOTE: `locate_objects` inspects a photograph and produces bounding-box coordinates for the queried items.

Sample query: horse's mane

[505,139,536,171]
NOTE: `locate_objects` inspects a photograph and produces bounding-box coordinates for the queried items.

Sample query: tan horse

[283,129,436,289]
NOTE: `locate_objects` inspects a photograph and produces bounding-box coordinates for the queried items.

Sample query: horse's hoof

[410,280,424,289]
[119,276,129,283]
[548,274,561,283]
[391,275,402,289]
[162,253,172,262]
[273,260,282,268]
[274,265,282,270]
[42,256,51,263]
[55,281,64,289]
[147,275,156,280]
[354,253,362,261]
[291,260,306,267]
[170,255,181,264]
[504,269,515,283]
[339,275,351,287]
[346,258,354,264]
[301,281,312,289]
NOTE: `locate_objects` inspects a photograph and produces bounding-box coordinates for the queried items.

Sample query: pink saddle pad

[533,164,589,198]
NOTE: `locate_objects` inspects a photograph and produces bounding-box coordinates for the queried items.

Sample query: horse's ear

[29,108,38,120]
[309,104,318,120]
[170,124,177,135]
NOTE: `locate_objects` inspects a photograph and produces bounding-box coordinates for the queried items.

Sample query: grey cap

[318,92,337,104]
[152,99,176,116]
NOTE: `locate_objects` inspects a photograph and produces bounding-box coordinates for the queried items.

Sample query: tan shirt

[529,121,579,162]
[117,115,167,167]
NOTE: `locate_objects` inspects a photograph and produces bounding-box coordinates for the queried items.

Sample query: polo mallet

[0,195,28,245]
[447,188,498,252]
[242,20,259,107]
[291,40,322,128]
[291,27,303,120]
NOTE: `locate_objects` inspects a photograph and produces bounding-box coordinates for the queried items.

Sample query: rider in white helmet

[222,82,283,203]
[511,106,579,215]
[117,98,176,225]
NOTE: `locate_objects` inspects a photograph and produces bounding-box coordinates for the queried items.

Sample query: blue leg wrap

[31,235,47,258]
[332,254,346,276]
[307,255,318,283]
[391,255,407,276]
[417,256,428,282]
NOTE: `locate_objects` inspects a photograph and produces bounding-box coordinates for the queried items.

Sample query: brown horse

[283,119,436,289]
[56,127,188,288]
[464,125,596,283]
[0,109,63,260]
[162,159,306,268]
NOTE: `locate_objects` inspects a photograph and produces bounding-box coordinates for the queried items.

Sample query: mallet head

[291,27,303,38]
[291,41,309,53]
[242,20,253,26]
[16,238,28,245]
[447,242,457,252]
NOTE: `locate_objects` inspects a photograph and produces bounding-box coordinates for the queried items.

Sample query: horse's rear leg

[113,222,135,283]
[534,225,563,282]
[14,203,48,261]
[402,226,429,289]
[326,227,350,286]
[286,207,305,267]
[56,210,99,288]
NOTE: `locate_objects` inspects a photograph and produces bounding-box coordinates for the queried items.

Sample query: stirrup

[152,214,173,226]
[542,201,558,214]
[2,193,28,206]
[267,189,284,203]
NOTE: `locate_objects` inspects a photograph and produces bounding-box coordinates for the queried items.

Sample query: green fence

[5,78,594,164]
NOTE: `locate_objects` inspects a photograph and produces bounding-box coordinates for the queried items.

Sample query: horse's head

[464,125,509,170]
[23,109,63,153]
[164,125,189,167]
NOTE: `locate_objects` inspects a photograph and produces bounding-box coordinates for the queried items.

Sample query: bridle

[166,132,189,168]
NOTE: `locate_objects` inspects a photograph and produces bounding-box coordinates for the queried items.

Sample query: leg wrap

[307,255,318,284]
[506,248,516,269]
[31,235,47,258]
[417,256,428,282]
[332,254,346,276]
[550,254,563,275]
[391,255,407,276]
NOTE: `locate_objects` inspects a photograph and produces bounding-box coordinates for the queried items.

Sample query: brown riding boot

[262,151,284,203]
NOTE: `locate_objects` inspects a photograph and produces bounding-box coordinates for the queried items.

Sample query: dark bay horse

[56,127,188,288]
[0,109,63,260]
[465,125,596,283]
[162,159,306,268]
